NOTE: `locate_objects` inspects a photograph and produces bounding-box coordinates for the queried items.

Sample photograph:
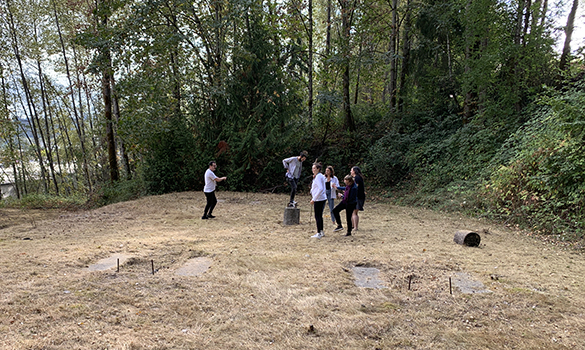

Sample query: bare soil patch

[0,191,584,349]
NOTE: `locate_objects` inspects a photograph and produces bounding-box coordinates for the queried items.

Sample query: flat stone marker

[452,272,492,294]
[352,267,387,289]
[175,257,212,277]
[88,254,131,271]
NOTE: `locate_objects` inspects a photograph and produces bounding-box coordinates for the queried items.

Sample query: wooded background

[0,0,584,238]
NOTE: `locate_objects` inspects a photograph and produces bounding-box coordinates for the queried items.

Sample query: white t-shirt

[311,173,327,201]
[204,168,218,193]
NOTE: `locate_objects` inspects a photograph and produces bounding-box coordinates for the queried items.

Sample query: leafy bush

[481,82,585,237]
[0,193,86,210]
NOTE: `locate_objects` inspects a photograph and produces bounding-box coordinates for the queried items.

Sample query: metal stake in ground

[151,260,155,275]
[117,258,120,273]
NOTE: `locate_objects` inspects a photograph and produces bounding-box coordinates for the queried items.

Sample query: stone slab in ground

[452,272,492,294]
[175,257,212,277]
[352,266,387,289]
[88,254,131,271]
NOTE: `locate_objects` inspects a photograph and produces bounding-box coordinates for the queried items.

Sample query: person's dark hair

[326,165,335,177]
[209,161,216,167]
[344,174,354,184]
[313,162,322,171]
[352,166,363,178]
[300,150,308,159]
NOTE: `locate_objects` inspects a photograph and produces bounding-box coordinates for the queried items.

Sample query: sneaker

[333,226,343,232]
[345,232,352,236]
[287,202,295,208]
[311,231,324,239]
[207,215,216,219]
[201,215,208,220]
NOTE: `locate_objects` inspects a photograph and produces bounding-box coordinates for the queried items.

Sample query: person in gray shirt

[282,151,308,207]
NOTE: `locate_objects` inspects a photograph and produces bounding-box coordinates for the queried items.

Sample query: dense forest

[0,0,584,238]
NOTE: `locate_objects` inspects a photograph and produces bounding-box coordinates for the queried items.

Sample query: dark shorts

[356,199,365,211]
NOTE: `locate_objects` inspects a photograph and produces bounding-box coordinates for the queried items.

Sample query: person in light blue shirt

[282,151,308,207]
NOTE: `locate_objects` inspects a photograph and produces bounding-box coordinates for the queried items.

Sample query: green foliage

[142,117,204,194]
[481,82,585,238]
[87,177,147,208]
[0,193,86,210]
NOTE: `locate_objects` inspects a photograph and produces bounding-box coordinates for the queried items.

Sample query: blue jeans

[326,189,336,223]
[287,177,299,203]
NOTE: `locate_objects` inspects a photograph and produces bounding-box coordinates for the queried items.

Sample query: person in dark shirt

[331,175,358,236]
[351,166,365,231]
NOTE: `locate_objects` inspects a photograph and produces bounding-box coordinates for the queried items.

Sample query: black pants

[314,200,326,232]
[204,191,217,216]
[333,201,356,234]
[287,177,299,203]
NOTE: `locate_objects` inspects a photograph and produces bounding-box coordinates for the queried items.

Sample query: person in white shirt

[325,165,340,225]
[310,162,327,238]
[202,161,226,220]
[282,151,308,207]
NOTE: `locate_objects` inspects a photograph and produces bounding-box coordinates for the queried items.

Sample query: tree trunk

[53,0,93,192]
[559,0,579,71]
[326,0,332,56]
[308,0,313,126]
[340,0,355,131]
[398,0,411,112]
[111,77,131,179]
[6,0,48,193]
[98,1,119,183]
[1,66,20,198]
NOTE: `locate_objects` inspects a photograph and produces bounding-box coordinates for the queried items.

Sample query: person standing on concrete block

[202,161,226,220]
[283,151,308,207]
[310,162,327,239]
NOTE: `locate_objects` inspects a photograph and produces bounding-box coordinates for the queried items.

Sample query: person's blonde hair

[344,174,354,184]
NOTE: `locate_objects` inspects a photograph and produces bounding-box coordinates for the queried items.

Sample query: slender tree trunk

[463,0,474,123]
[34,19,59,194]
[398,0,411,112]
[389,0,398,109]
[111,77,131,179]
[52,0,93,192]
[340,0,355,131]
[559,0,578,71]
[98,0,120,183]
[326,0,332,56]
[354,42,362,105]
[308,0,313,126]
[1,66,20,198]
[6,0,48,192]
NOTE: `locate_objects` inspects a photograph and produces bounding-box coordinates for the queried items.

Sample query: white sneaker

[311,231,324,239]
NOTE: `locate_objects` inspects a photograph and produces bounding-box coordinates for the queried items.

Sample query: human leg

[326,189,336,223]
[332,202,345,229]
[314,200,326,233]
[346,203,356,235]
[204,191,217,217]
[288,178,298,204]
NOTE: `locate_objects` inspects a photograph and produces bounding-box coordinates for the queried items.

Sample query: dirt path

[0,191,583,349]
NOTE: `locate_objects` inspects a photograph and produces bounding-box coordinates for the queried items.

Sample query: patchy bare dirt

[0,191,584,349]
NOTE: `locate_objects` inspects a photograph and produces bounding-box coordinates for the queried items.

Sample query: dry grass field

[1,191,584,349]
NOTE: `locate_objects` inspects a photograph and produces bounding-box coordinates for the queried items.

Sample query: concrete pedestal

[283,206,300,225]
